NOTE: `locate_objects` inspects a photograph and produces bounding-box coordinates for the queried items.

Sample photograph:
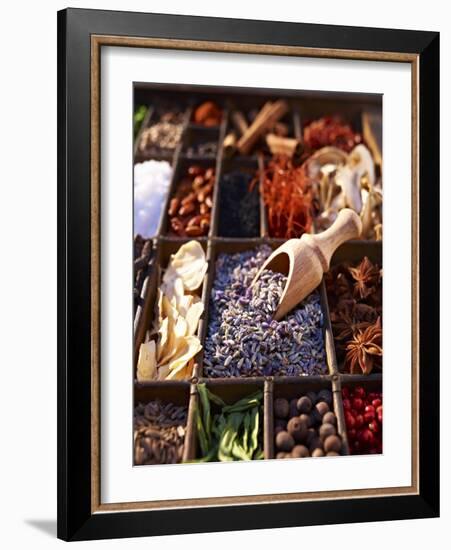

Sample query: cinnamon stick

[237,100,289,155]
[231,111,248,136]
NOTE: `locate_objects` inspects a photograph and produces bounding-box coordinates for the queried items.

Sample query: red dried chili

[257,155,315,239]
[303,116,361,153]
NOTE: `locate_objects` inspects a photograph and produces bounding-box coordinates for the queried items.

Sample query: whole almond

[179,203,195,216]
[200,203,210,215]
[197,184,213,203]
[185,225,203,237]
[181,192,197,206]
[187,215,203,228]
[168,197,180,216]
[205,168,215,180]
[192,175,205,190]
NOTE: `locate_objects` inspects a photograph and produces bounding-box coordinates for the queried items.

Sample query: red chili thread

[253,155,315,239]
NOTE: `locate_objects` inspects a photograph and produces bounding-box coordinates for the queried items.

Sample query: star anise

[344,317,382,375]
[348,257,380,300]
[332,306,373,343]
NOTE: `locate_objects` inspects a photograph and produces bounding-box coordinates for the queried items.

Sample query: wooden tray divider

[154,106,193,238]
[263,377,274,459]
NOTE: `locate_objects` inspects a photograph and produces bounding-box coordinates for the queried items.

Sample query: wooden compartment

[326,241,383,374]
[223,100,298,162]
[215,157,263,238]
[160,156,219,239]
[182,126,221,159]
[133,238,209,380]
[198,238,338,379]
[134,104,190,164]
[134,381,192,465]
[336,374,383,455]
[184,378,266,461]
[268,376,347,458]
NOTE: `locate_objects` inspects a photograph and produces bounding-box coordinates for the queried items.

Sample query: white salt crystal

[134,160,173,237]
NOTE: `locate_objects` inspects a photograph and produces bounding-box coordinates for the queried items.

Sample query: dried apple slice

[185,301,204,336]
[158,316,188,366]
[177,294,194,317]
[136,340,157,381]
[157,364,170,381]
[166,336,202,379]
[163,240,207,291]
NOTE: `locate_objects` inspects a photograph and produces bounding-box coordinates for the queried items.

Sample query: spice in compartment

[134,160,173,238]
[325,256,382,374]
[204,245,327,378]
[138,110,184,155]
[193,384,263,462]
[193,101,222,126]
[259,156,315,238]
[305,144,382,239]
[274,389,344,458]
[218,172,260,238]
[134,400,187,465]
[342,386,382,455]
[303,116,362,153]
[136,241,207,381]
[167,165,215,237]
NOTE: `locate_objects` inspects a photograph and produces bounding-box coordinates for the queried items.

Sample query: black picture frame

[57,8,439,541]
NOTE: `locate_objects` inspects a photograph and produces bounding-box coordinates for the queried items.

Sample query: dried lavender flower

[204,245,327,377]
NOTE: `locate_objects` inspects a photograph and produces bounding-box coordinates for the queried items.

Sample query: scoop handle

[311,208,362,268]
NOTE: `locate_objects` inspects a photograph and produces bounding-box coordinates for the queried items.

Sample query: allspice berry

[291,445,310,458]
[327,451,340,456]
[324,434,342,454]
[299,413,312,428]
[297,396,312,414]
[276,430,295,452]
[276,452,287,459]
[322,411,337,426]
[315,401,330,418]
[287,417,307,443]
[319,423,336,441]
[274,398,290,419]
[312,448,325,458]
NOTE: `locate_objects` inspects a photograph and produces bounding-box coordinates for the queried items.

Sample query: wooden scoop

[253,208,362,320]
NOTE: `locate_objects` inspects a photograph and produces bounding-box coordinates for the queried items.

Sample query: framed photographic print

[57,8,440,541]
